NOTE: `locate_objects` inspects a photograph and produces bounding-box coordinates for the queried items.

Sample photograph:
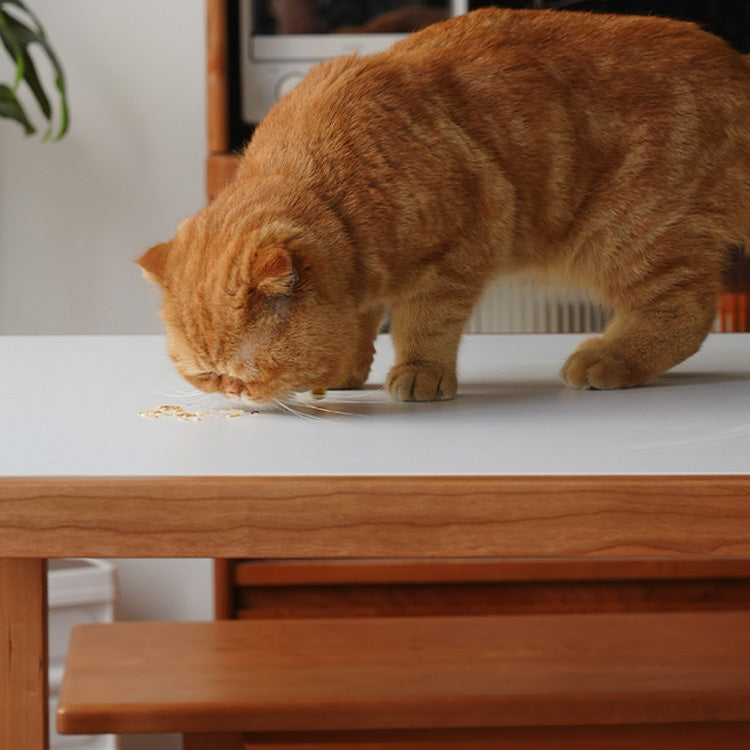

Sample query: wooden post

[214,559,235,620]
[1,559,48,750]
[206,0,229,154]
[205,0,241,198]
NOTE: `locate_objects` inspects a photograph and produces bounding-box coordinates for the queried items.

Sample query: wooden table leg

[1,559,49,750]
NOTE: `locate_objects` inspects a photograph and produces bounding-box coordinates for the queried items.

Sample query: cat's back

[256,6,750,153]
[400,8,750,140]
[245,6,750,247]
[391,7,747,75]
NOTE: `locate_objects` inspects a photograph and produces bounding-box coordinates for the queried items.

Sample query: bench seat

[57,612,750,745]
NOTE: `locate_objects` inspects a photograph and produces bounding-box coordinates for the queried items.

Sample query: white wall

[0,0,206,334]
[0,4,214,748]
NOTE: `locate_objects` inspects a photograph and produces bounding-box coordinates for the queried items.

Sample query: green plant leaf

[50,70,68,140]
[0,0,69,139]
[0,82,35,133]
[0,8,25,89]
[2,14,51,116]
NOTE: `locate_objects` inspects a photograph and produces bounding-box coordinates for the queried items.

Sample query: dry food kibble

[139,405,255,421]
[138,405,201,421]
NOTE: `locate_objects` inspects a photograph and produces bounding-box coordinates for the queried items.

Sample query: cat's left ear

[252,246,298,297]
[135,242,171,285]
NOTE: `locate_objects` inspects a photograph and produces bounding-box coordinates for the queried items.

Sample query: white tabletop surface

[0,334,748,477]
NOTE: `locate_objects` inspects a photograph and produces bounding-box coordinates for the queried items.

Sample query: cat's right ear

[135,242,171,285]
[252,245,298,297]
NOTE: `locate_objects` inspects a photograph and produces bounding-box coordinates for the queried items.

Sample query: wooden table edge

[1,474,749,559]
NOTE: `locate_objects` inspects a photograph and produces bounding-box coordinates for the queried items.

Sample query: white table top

[1,333,748,477]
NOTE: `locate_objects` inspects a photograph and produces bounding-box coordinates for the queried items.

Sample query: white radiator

[466,280,610,334]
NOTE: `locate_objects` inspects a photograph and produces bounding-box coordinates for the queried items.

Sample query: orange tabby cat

[138,8,750,404]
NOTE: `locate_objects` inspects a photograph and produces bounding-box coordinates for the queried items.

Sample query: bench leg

[184,732,245,750]
[1,559,49,750]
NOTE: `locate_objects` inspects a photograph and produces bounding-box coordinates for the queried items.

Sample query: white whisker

[174,392,214,409]
[293,397,367,419]
[184,391,218,407]
[274,398,324,422]
[139,374,199,396]
[323,387,387,402]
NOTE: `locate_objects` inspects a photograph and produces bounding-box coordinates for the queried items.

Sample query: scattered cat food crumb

[312,387,327,400]
[139,405,255,421]
[139,405,200,421]
[219,408,246,418]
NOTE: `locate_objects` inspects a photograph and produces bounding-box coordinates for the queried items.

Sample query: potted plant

[0,0,68,139]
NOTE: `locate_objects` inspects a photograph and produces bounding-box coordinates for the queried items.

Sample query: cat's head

[136,211,360,405]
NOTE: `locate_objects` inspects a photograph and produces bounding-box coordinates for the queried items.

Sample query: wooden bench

[57,612,750,749]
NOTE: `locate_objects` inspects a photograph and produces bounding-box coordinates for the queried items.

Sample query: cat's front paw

[386,364,457,402]
[560,337,649,390]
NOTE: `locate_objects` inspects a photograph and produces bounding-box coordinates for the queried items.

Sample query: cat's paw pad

[386,364,457,402]
[560,337,647,390]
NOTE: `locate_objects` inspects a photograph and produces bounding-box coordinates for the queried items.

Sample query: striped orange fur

[138,8,750,403]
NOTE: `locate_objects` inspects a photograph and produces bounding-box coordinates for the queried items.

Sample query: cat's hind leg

[561,235,721,389]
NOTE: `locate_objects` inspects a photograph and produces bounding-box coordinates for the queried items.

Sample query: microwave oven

[239,0,469,125]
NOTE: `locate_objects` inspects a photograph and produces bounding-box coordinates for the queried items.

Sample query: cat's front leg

[386,362,458,401]
[336,304,386,389]
[386,291,474,402]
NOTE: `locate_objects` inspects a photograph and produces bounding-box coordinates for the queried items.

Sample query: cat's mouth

[185,366,335,407]
[221,385,326,410]
[221,391,279,411]
[216,382,276,406]
[221,377,320,405]
[184,370,284,406]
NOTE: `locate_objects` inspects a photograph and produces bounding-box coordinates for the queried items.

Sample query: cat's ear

[251,246,298,297]
[135,242,171,285]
